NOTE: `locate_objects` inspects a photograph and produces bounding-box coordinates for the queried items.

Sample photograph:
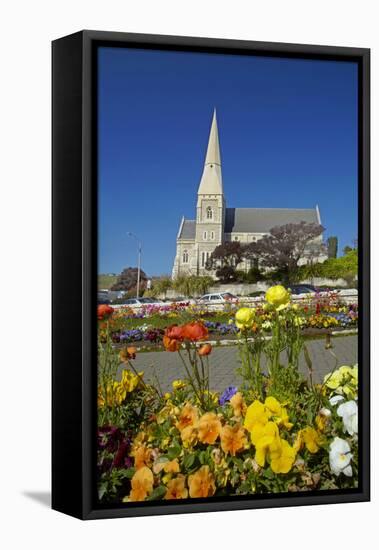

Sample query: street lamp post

[127,232,142,298]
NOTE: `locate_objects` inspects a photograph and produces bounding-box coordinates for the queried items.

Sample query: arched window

[183,250,189,263]
[211,231,215,240]
[206,206,213,220]
[203,231,207,240]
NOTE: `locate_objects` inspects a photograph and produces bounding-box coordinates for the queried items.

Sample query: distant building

[172,110,326,278]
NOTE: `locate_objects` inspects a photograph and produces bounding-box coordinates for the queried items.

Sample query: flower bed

[97,286,358,504]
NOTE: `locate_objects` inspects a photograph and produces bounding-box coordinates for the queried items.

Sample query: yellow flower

[220,424,248,456]
[264,396,282,416]
[244,400,270,432]
[128,466,154,502]
[188,465,216,498]
[198,412,222,445]
[235,307,255,329]
[164,475,188,499]
[264,396,293,429]
[315,408,331,432]
[270,438,297,474]
[172,379,186,390]
[300,427,322,453]
[265,285,290,311]
[119,369,142,393]
[229,391,247,417]
[251,421,280,467]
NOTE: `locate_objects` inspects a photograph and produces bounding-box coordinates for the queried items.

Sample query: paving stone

[118,335,358,394]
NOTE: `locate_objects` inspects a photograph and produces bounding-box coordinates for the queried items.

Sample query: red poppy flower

[165,325,184,340]
[198,343,212,356]
[163,335,181,352]
[181,322,208,341]
[97,304,114,320]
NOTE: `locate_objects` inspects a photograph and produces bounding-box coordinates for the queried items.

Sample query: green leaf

[123,467,136,479]
[183,453,196,470]
[98,483,107,501]
[167,444,182,460]
[147,485,167,500]
[155,455,170,465]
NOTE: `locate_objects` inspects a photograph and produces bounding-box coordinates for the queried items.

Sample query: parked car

[98,291,110,304]
[120,297,167,307]
[198,292,238,304]
[289,284,317,295]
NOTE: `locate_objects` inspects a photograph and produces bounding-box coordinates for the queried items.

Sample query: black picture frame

[52,30,370,520]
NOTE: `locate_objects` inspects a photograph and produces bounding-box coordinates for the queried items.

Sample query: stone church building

[172,110,326,278]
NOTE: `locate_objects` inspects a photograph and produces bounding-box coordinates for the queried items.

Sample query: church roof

[178,219,196,240]
[224,207,319,234]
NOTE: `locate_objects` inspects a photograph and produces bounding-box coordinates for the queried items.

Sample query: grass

[98,274,118,290]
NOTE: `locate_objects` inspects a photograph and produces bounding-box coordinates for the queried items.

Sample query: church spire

[204,109,221,166]
[197,109,223,195]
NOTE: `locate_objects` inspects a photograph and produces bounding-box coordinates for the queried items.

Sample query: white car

[121,297,167,308]
[198,292,238,304]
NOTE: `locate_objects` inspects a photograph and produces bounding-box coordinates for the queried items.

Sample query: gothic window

[203,231,207,240]
[211,231,215,240]
[183,250,189,263]
[206,206,213,220]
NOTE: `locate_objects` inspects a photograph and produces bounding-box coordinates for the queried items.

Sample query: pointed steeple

[204,109,221,166]
[197,109,223,195]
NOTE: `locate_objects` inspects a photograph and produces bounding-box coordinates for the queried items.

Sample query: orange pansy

[176,403,199,432]
[197,412,222,445]
[229,392,247,417]
[129,466,154,502]
[188,465,216,498]
[220,424,248,456]
[164,475,188,500]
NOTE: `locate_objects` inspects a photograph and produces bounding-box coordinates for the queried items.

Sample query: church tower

[195,110,226,273]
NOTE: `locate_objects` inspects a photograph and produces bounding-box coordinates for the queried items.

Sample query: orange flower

[132,444,152,470]
[97,304,114,320]
[129,466,154,501]
[220,424,248,456]
[197,412,222,444]
[188,465,216,498]
[181,322,208,341]
[119,346,137,362]
[176,403,199,432]
[229,392,247,417]
[164,474,188,500]
[198,343,212,356]
[163,335,181,352]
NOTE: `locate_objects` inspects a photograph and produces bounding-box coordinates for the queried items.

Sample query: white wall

[1,2,376,549]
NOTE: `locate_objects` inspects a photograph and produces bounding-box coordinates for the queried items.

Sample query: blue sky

[98,47,358,276]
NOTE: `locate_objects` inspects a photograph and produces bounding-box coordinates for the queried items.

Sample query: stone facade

[172,111,327,278]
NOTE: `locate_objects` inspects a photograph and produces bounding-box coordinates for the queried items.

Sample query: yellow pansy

[252,421,280,467]
[244,400,270,432]
[270,439,297,474]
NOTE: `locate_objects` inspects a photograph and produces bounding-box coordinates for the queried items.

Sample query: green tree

[152,276,172,298]
[327,236,338,259]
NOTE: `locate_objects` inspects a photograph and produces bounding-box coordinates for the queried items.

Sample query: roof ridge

[226,206,317,211]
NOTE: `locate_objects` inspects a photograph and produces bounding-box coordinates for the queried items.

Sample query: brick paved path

[119,335,357,394]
